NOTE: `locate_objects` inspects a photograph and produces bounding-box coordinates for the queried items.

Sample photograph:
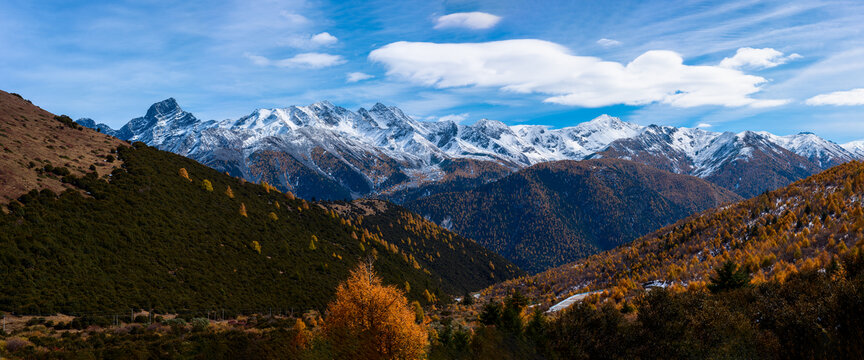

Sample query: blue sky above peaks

[2,0,864,142]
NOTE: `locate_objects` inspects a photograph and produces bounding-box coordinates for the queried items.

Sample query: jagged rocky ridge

[80,98,864,200]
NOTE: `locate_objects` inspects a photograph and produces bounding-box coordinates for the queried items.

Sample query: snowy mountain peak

[371,102,390,111]
[145,98,182,118]
[79,98,863,200]
[473,118,509,130]
[311,100,336,109]
[843,140,864,158]
[588,114,620,125]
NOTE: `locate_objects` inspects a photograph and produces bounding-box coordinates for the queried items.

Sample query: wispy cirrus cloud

[434,12,501,30]
[596,38,622,48]
[370,39,789,108]
[245,52,346,69]
[279,11,310,25]
[806,88,864,106]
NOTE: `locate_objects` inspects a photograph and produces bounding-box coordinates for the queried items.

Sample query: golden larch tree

[239,203,248,217]
[325,263,428,359]
[179,168,191,181]
[202,179,213,192]
[225,185,234,198]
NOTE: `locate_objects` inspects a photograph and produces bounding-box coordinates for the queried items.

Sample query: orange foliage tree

[325,262,429,359]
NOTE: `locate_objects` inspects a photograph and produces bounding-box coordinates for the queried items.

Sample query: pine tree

[708,261,750,293]
[324,262,428,359]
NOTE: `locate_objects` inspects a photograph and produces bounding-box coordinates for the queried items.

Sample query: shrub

[191,318,209,332]
[5,337,33,352]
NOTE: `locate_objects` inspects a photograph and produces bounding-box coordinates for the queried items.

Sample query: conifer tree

[225,185,234,198]
[239,203,248,217]
[708,261,750,293]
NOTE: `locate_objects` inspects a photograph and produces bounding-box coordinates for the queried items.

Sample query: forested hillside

[486,160,864,308]
[0,94,520,314]
[406,159,741,273]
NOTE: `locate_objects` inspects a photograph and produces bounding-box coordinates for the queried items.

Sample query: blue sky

[2,0,864,142]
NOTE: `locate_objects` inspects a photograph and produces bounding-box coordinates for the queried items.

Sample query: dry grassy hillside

[0,90,125,205]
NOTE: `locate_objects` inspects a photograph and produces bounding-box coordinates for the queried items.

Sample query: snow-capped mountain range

[78,98,864,200]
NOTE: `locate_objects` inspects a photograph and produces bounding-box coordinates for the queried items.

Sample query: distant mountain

[80,99,861,200]
[0,91,521,313]
[843,139,864,159]
[486,159,864,311]
[404,159,741,273]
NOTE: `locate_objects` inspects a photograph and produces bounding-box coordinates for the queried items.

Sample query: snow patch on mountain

[78,98,862,200]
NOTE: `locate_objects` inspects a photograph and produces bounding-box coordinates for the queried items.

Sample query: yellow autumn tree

[179,168,191,181]
[202,179,214,192]
[292,318,311,349]
[239,203,248,217]
[225,185,234,198]
[325,263,428,359]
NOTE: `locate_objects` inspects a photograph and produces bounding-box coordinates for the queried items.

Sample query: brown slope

[405,159,741,273]
[0,90,125,204]
[378,158,514,204]
[488,160,864,309]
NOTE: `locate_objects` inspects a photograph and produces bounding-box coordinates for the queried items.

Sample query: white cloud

[310,32,337,46]
[434,12,501,30]
[346,72,374,83]
[696,123,713,128]
[281,32,338,49]
[280,11,309,25]
[245,52,346,69]
[719,47,801,70]
[597,38,622,48]
[437,113,469,123]
[369,40,788,108]
[805,88,864,106]
[244,53,271,66]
